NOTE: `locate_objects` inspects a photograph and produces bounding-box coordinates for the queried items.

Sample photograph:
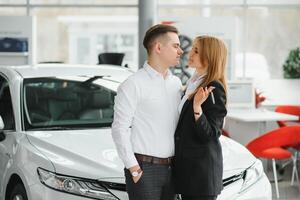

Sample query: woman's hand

[193,86,215,113]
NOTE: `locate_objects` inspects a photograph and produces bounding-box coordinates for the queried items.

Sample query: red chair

[222,129,230,138]
[246,126,300,198]
[275,105,300,185]
[275,105,300,127]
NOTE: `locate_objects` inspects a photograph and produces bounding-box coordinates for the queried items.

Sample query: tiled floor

[266,163,300,200]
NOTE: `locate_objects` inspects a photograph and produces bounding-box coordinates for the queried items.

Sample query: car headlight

[37,168,119,200]
[240,159,264,192]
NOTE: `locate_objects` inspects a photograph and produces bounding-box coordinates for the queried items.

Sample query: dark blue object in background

[0,37,28,52]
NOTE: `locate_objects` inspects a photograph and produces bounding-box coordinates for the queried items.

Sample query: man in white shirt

[112,24,183,200]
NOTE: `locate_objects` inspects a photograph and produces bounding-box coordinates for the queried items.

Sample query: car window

[23,76,116,130]
[0,76,15,130]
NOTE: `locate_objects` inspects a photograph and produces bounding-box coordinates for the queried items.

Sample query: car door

[0,75,16,197]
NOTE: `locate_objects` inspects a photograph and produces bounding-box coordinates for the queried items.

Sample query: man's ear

[153,41,161,54]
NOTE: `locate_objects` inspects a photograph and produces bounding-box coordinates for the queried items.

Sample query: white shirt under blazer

[112,62,182,168]
[178,72,206,113]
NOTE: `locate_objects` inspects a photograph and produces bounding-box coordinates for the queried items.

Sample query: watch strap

[131,168,142,177]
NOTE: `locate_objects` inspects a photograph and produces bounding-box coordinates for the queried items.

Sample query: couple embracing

[112,24,227,200]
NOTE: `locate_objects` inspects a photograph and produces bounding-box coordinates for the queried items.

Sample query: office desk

[224,108,299,145]
[227,108,298,122]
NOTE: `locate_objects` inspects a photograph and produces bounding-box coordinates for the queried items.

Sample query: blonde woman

[173,36,228,200]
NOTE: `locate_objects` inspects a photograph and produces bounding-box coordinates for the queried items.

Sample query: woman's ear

[203,60,209,69]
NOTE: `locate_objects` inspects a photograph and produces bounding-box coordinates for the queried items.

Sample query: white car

[0,64,271,200]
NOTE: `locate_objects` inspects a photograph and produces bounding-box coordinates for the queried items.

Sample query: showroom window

[244,7,300,79]
[158,0,300,80]
[0,0,299,79]
[29,7,138,68]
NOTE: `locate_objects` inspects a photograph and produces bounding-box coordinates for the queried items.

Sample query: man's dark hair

[143,24,178,54]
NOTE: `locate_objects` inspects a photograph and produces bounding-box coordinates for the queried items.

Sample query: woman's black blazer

[173,80,227,196]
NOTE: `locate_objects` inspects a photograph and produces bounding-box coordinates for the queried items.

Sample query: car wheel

[9,184,28,200]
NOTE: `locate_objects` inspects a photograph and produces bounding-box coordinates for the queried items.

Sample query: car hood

[221,135,256,177]
[26,128,124,180]
[26,129,255,182]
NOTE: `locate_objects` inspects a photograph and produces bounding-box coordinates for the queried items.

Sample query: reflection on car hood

[26,129,255,182]
[26,129,125,180]
[220,135,256,178]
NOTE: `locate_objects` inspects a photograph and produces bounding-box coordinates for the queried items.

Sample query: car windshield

[23,76,117,130]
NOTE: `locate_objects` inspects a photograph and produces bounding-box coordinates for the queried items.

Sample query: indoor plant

[283,47,300,78]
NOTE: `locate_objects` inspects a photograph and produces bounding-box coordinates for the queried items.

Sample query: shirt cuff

[124,156,139,169]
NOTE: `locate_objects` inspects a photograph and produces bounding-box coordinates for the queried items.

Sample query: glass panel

[0,0,26,4]
[77,37,90,64]
[247,0,300,5]
[23,76,116,130]
[30,0,137,5]
[159,0,300,5]
[159,0,244,5]
[240,7,300,79]
[159,7,244,81]
[96,33,136,66]
[0,7,26,15]
[31,7,138,68]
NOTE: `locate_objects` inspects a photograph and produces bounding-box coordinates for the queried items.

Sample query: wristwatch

[131,168,142,177]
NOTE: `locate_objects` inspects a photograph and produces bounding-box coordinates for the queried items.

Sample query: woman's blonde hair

[189,35,228,99]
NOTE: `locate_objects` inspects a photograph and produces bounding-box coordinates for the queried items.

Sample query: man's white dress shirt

[112,62,182,168]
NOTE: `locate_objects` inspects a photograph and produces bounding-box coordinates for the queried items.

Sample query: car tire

[9,183,28,200]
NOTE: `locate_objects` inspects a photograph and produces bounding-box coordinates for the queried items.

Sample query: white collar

[143,61,171,79]
[190,72,206,83]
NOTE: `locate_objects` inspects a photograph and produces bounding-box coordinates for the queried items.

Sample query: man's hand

[129,165,143,183]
